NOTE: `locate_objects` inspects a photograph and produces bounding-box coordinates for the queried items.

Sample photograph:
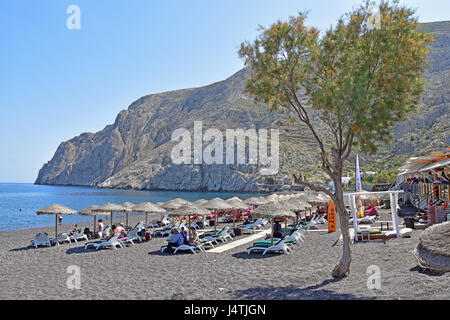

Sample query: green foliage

[238,0,433,170]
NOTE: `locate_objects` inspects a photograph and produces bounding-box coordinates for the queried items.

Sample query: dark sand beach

[0,210,448,300]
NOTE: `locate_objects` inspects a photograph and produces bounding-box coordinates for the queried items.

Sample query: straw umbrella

[168,204,210,239]
[193,199,208,206]
[251,203,296,245]
[122,202,135,227]
[131,202,166,236]
[160,198,190,210]
[201,198,232,233]
[79,205,109,233]
[36,204,77,245]
[93,203,127,227]
[244,196,270,207]
[281,198,312,223]
[226,197,249,228]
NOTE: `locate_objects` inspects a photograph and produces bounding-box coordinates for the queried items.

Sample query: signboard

[328,200,336,233]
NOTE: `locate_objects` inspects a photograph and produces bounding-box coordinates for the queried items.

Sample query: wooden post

[214,211,217,233]
[233,210,236,229]
[111,211,113,228]
[94,215,97,235]
[284,217,287,237]
[55,214,58,245]
[271,220,274,245]
[126,213,129,228]
[145,212,148,237]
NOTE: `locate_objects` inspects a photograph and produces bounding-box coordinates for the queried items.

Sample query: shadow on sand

[231,251,286,260]
[232,281,374,300]
[410,265,447,276]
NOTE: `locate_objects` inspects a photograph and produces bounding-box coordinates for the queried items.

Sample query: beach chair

[31,233,53,248]
[69,230,88,243]
[84,234,123,250]
[96,234,124,250]
[201,227,232,243]
[160,243,204,254]
[57,233,72,244]
[121,225,143,246]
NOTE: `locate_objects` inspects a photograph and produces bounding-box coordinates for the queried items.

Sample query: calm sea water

[0,183,264,232]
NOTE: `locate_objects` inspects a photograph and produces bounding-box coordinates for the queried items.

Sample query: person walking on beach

[58,214,63,225]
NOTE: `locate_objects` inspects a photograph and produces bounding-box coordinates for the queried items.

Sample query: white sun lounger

[31,233,53,248]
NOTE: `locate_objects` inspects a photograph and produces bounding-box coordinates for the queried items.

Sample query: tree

[239,0,433,277]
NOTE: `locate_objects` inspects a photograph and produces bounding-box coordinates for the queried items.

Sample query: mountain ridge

[35,21,450,192]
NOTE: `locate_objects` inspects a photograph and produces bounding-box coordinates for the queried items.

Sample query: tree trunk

[332,178,352,278]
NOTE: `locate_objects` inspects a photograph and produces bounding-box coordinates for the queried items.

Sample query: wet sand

[0,210,448,300]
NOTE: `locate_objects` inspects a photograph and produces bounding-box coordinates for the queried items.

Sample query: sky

[0,0,449,183]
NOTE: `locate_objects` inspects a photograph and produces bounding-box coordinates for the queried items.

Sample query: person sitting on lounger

[188,226,200,244]
[117,223,127,237]
[180,226,188,244]
[68,224,79,236]
[166,229,184,253]
[273,221,283,238]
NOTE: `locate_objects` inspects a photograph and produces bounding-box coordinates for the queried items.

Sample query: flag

[355,154,365,217]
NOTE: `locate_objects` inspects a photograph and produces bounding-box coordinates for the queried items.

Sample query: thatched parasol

[244,196,270,207]
[251,203,296,245]
[122,202,135,227]
[200,198,231,232]
[414,221,450,273]
[168,204,211,239]
[93,203,127,227]
[193,199,208,206]
[160,198,190,210]
[131,202,166,235]
[79,205,109,233]
[226,197,249,228]
[36,204,77,244]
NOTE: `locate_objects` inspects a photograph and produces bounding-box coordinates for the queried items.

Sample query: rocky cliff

[35,21,450,192]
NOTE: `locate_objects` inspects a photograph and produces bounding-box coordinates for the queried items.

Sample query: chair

[69,231,88,243]
[31,233,52,248]
[84,234,124,250]
[57,233,71,244]
[247,239,293,255]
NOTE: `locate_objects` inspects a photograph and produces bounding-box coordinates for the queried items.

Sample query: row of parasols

[36,192,332,242]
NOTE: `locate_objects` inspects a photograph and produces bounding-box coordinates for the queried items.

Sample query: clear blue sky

[0,0,448,183]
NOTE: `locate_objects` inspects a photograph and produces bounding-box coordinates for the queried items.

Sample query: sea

[0,183,264,232]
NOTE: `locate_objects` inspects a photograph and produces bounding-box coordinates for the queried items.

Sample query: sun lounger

[160,242,205,254]
[84,234,123,250]
[57,233,72,244]
[247,239,293,255]
[31,233,53,248]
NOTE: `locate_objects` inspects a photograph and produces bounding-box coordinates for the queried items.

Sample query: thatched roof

[414,221,450,273]
[160,198,190,210]
[131,202,166,213]
[168,204,210,217]
[251,203,296,219]
[193,199,208,206]
[36,204,76,215]
[284,198,312,211]
[225,198,249,210]
[93,203,128,213]
[79,205,109,216]
[201,198,231,210]
[244,197,270,206]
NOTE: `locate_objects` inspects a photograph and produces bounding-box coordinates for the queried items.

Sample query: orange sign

[328,200,336,233]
